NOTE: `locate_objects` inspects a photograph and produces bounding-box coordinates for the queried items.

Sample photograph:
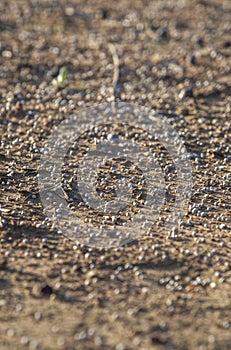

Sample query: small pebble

[41,284,53,296]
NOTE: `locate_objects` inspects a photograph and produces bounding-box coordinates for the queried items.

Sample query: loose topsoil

[0,1,230,350]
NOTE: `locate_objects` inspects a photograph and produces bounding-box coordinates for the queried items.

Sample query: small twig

[145,27,156,40]
[108,43,120,101]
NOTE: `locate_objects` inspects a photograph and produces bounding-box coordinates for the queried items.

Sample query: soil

[0,0,230,350]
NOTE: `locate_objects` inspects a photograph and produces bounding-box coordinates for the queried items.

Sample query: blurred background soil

[0,0,230,349]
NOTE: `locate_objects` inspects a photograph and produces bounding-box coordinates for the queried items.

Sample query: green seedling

[52,66,68,89]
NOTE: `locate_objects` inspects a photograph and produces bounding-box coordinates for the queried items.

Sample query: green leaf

[52,66,68,88]
[59,67,68,82]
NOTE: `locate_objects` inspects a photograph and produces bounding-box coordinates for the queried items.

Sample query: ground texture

[0,0,231,349]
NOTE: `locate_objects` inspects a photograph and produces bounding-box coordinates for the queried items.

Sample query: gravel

[0,0,231,349]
